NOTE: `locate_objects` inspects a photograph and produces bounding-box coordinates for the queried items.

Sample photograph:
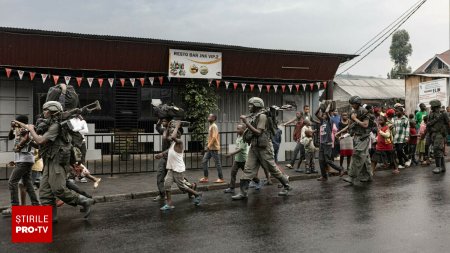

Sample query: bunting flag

[288,84,293,93]
[41,74,48,83]
[266,85,271,93]
[130,78,135,87]
[52,75,59,84]
[158,76,164,85]
[281,85,286,93]
[98,78,104,87]
[309,83,314,90]
[258,84,263,92]
[76,77,83,87]
[233,82,238,90]
[120,78,125,87]
[17,70,24,80]
[295,84,300,92]
[302,83,307,91]
[241,83,247,91]
[139,78,145,87]
[225,81,230,90]
[216,80,221,89]
[167,77,171,82]
[316,82,320,89]
[249,84,254,92]
[208,79,213,86]
[273,85,278,93]
[148,77,154,85]
[108,78,114,87]
[87,78,94,87]
[5,68,12,78]
[64,76,71,85]
[323,81,327,89]
[29,72,35,81]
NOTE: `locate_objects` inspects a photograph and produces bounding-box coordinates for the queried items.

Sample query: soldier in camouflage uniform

[15,101,95,221]
[427,99,450,174]
[343,96,373,185]
[232,97,292,200]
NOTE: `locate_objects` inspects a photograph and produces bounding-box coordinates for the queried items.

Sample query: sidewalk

[0,162,321,211]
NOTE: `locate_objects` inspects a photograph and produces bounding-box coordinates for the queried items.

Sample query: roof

[414,49,450,74]
[334,76,405,100]
[0,27,357,81]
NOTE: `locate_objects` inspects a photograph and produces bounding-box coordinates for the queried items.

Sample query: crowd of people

[3,85,449,218]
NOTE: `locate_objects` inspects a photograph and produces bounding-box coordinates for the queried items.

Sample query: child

[159,121,202,211]
[371,116,399,175]
[301,129,317,174]
[418,116,429,165]
[296,119,315,173]
[200,113,224,183]
[72,163,101,189]
[406,120,418,166]
[337,112,353,172]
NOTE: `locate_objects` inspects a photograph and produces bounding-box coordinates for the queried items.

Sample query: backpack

[46,84,79,110]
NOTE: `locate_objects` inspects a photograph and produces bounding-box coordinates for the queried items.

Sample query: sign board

[418,78,448,107]
[168,49,222,79]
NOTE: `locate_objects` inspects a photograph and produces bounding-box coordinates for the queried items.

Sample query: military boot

[433,157,443,174]
[78,195,95,218]
[441,157,446,172]
[278,176,292,196]
[232,180,249,200]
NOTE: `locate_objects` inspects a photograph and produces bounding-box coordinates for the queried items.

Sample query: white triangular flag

[288,85,293,92]
[258,84,263,92]
[316,82,320,88]
[87,78,94,87]
[208,79,213,86]
[108,78,114,87]
[41,74,48,83]
[148,77,154,85]
[17,70,24,80]
[273,85,278,93]
[225,81,230,90]
[167,77,171,82]
[302,83,307,91]
[130,78,135,87]
[241,83,247,91]
[64,76,71,85]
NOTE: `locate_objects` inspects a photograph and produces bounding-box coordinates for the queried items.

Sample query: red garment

[293,119,304,141]
[376,125,393,151]
[408,127,418,145]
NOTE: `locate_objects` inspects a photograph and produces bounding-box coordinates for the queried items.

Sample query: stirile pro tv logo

[12,206,52,243]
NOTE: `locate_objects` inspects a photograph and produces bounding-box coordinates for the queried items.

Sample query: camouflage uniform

[427,100,449,174]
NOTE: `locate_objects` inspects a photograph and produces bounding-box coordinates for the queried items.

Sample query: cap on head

[386,108,395,117]
[15,115,29,124]
[429,99,441,108]
[43,101,63,113]
[248,97,264,108]
[349,96,361,105]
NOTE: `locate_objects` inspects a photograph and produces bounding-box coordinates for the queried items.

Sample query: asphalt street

[1,166,450,253]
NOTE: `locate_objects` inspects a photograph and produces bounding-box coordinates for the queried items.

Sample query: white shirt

[166,142,185,173]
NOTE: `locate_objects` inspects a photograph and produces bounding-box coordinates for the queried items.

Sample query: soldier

[426,99,450,174]
[14,101,95,221]
[232,97,292,200]
[343,96,373,185]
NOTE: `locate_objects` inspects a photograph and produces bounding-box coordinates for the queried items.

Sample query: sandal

[199,177,208,183]
[160,204,175,211]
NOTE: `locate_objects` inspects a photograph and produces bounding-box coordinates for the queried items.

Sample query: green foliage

[389,29,412,79]
[181,80,219,142]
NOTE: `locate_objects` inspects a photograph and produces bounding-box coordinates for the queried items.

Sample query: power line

[336,0,427,76]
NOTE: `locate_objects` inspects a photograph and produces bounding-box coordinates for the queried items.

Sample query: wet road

[2,166,450,253]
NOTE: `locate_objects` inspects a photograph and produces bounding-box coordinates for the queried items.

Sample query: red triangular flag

[108,78,114,87]
[98,78,104,87]
[29,72,35,81]
[53,75,59,84]
[216,80,221,89]
[17,70,24,80]
[225,81,230,90]
[288,85,293,93]
[323,81,327,89]
[258,84,263,92]
[148,77,154,85]
[309,83,314,90]
[241,83,247,91]
[266,85,271,93]
[5,68,12,78]
[64,76,71,85]
[41,74,48,83]
[158,76,164,85]
[76,77,83,87]
[250,84,254,92]
[233,82,238,90]
[139,78,145,87]
[120,78,125,87]
[87,78,94,87]
[281,85,286,93]
[295,84,300,92]
[130,78,135,87]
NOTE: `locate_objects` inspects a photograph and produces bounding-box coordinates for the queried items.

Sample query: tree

[389,29,412,79]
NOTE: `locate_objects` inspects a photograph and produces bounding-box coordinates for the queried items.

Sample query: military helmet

[43,101,63,112]
[248,97,264,108]
[349,96,361,105]
[429,99,441,108]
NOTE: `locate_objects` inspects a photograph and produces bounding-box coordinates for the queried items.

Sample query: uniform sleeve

[257,114,267,130]
[42,123,60,142]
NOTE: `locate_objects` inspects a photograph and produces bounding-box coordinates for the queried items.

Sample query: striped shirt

[393,116,409,144]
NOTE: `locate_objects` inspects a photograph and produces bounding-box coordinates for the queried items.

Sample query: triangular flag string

[148,77,154,85]
[5,68,12,78]
[52,75,59,85]
[273,85,278,93]
[288,84,293,93]
[208,79,213,86]
[281,85,286,93]
[225,81,230,90]
[29,72,35,81]
[98,78,104,87]
[139,78,145,87]
[76,77,83,87]
[266,85,271,93]
[309,83,314,90]
[130,78,135,87]
[120,78,125,87]
[295,84,300,92]
[216,80,221,89]
[241,83,247,92]
[249,84,254,92]
[158,76,164,85]
[233,82,238,90]
[323,81,327,89]
[87,78,94,87]
[167,77,171,82]
[17,70,24,80]
[302,83,307,91]
[258,84,263,92]
[64,76,71,85]
[108,78,114,87]
[41,74,48,83]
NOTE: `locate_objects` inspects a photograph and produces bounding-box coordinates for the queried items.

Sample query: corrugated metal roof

[334,77,405,99]
[413,49,450,74]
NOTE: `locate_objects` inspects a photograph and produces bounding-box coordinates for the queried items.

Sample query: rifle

[335,109,370,138]
[56,100,102,120]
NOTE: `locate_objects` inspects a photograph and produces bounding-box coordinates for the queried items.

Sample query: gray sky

[0,0,448,77]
